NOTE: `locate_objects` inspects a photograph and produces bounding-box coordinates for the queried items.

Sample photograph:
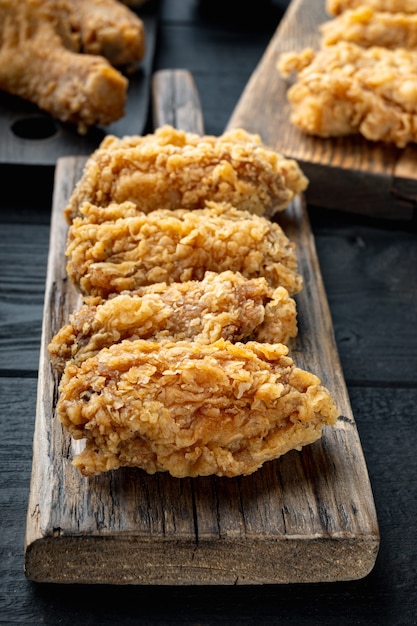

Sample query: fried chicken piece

[48,271,298,372]
[64,125,308,223]
[0,0,127,130]
[326,0,417,13]
[66,200,303,298]
[56,338,338,477]
[277,42,417,147]
[69,0,145,67]
[321,7,417,49]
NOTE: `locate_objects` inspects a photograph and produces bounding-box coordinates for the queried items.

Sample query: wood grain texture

[24,153,379,584]
[309,221,417,386]
[152,69,205,134]
[226,0,417,220]
[0,222,49,373]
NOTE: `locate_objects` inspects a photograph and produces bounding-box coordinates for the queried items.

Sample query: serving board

[0,0,159,166]
[25,70,379,585]
[227,0,417,220]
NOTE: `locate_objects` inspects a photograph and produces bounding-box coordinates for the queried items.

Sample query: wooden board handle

[152,69,205,134]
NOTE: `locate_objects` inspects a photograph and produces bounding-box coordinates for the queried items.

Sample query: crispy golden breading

[66,201,303,298]
[0,0,128,130]
[326,0,417,14]
[64,125,308,223]
[69,0,145,66]
[278,42,417,147]
[321,7,417,49]
[48,271,298,372]
[56,339,338,477]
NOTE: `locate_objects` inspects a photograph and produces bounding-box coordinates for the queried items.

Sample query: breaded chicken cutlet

[278,42,417,147]
[326,0,417,14]
[66,200,303,298]
[64,125,309,223]
[321,7,417,49]
[56,338,338,478]
[48,271,298,372]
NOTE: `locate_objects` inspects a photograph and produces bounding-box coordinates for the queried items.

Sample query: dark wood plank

[152,3,288,136]
[226,0,417,220]
[0,221,49,373]
[311,216,417,385]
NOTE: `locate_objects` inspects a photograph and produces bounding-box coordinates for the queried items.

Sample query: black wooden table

[1,1,416,623]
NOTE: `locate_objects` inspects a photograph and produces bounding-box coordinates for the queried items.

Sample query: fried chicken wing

[0,0,128,130]
[69,0,145,66]
[326,0,417,13]
[56,338,338,477]
[48,271,298,372]
[278,42,417,147]
[321,7,417,49]
[66,201,303,298]
[64,125,308,223]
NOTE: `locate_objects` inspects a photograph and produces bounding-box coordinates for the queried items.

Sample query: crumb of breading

[321,7,417,49]
[56,338,338,478]
[326,0,417,14]
[64,125,308,223]
[66,200,303,298]
[278,42,417,147]
[48,271,298,372]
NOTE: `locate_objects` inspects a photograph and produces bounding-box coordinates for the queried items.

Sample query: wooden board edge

[25,157,84,551]
[300,162,417,221]
[25,533,380,585]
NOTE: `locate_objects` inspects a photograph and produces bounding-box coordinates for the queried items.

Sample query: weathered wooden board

[0,1,158,166]
[227,0,417,220]
[25,70,379,585]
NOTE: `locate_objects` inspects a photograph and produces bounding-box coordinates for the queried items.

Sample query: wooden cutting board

[0,1,158,166]
[227,0,417,220]
[24,70,379,585]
